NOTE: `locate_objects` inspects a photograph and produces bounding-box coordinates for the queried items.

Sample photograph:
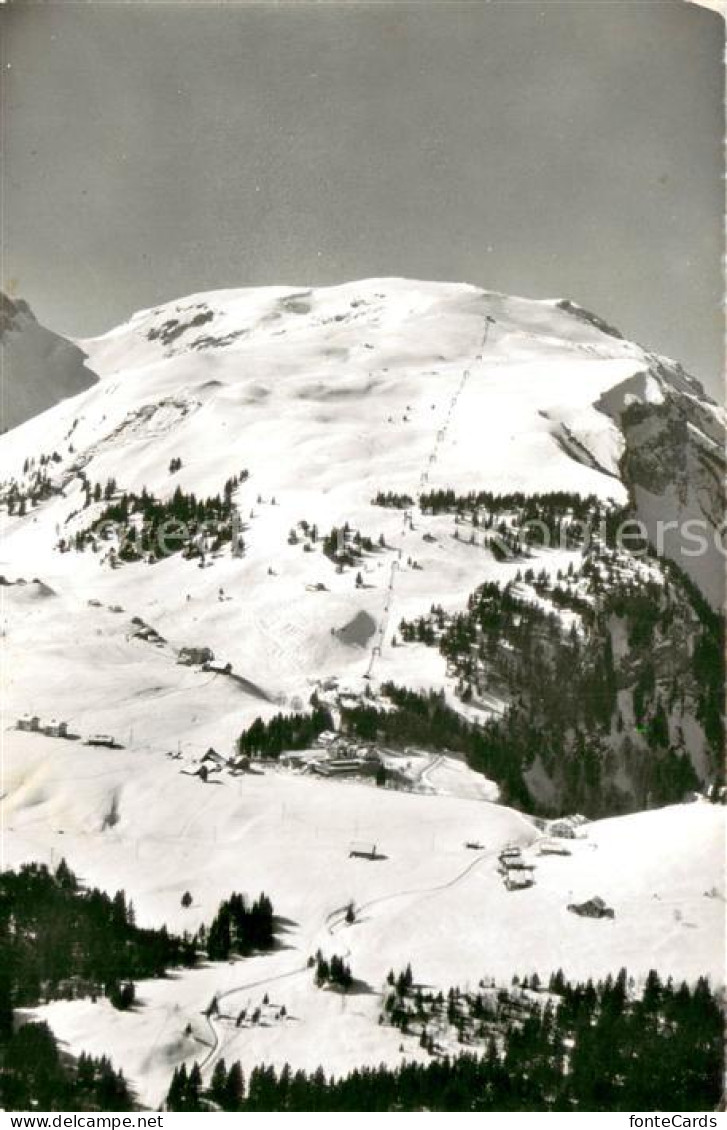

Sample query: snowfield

[1,278,724,1106]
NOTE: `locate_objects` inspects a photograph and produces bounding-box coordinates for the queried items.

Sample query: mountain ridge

[5,278,723,599]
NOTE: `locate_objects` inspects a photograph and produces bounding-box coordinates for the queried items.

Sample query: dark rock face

[597,360,725,611]
[556,299,625,340]
[1,293,98,431]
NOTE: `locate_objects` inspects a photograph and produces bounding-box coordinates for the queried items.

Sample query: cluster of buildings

[17,715,72,739]
[180,737,387,786]
[131,616,166,646]
[545,814,589,839]
[15,715,119,748]
[176,645,233,675]
[182,747,251,782]
[497,844,536,891]
[177,645,215,666]
[494,819,590,891]
[282,731,383,779]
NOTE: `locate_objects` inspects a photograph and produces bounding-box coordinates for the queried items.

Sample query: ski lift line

[365,315,495,681]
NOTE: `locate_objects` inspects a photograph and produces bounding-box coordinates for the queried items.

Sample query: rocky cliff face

[596,357,725,609]
[0,293,98,432]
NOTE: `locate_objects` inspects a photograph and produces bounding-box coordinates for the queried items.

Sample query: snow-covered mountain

[2,279,722,587]
[0,280,723,798]
[0,293,98,432]
[2,279,723,1105]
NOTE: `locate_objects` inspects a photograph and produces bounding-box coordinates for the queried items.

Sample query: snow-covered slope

[4,731,724,1108]
[0,293,98,432]
[0,280,658,500]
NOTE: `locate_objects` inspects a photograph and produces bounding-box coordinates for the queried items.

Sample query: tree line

[237,705,334,759]
[165,967,722,1111]
[372,491,414,510]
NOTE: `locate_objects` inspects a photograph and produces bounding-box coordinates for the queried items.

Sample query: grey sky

[2,0,724,398]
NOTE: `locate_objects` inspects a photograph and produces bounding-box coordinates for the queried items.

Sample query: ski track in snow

[198,827,519,1079]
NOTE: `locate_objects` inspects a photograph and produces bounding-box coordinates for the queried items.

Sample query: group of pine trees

[313,952,353,991]
[287,518,388,570]
[419,490,652,559]
[0,860,193,1112]
[372,491,414,509]
[61,473,249,562]
[206,892,275,959]
[419,488,614,525]
[3,451,64,515]
[669,560,725,753]
[237,705,334,759]
[167,1060,245,1112]
[322,524,380,567]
